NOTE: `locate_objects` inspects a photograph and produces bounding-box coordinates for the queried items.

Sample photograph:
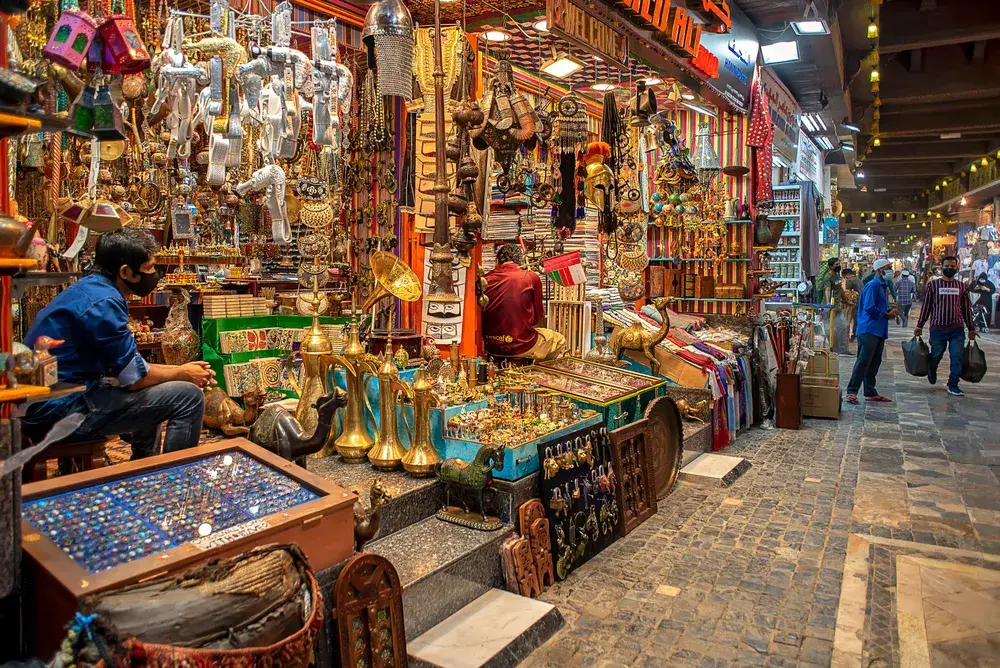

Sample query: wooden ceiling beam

[878,108,1000,138]
[879,1,1000,54]
[861,163,957,177]
[863,141,991,162]
[838,192,924,211]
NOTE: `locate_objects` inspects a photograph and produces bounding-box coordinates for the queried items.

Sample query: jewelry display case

[528,359,668,428]
[21,439,356,656]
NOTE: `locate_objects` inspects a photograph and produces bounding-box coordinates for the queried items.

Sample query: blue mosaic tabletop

[23,451,319,574]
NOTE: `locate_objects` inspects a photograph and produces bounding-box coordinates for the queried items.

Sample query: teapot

[0,213,37,259]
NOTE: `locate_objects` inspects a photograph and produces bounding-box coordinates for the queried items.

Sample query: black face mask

[942,267,958,278]
[124,268,161,297]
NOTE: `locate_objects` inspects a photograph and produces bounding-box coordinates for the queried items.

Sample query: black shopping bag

[962,340,987,383]
[902,336,930,377]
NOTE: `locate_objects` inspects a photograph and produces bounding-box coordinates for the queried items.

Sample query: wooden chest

[20,439,357,657]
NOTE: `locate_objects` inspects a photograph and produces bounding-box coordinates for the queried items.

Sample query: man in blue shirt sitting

[846,258,898,405]
[24,229,215,459]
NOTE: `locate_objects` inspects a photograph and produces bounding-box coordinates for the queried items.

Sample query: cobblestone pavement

[524,310,1000,667]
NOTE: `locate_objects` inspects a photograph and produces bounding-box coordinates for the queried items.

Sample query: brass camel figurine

[609,297,672,377]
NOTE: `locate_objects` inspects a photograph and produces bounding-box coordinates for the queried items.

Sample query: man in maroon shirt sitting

[482,244,567,360]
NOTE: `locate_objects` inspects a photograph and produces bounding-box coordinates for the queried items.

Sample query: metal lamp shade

[362,0,414,100]
[693,121,722,184]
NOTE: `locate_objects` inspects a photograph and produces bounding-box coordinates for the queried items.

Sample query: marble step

[367,516,514,639]
[679,453,752,487]
[408,589,563,668]
[307,455,442,541]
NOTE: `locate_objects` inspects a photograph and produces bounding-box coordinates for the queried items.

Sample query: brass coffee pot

[400,366,441,477]
[368,340,409,470]
[320,318,378,462]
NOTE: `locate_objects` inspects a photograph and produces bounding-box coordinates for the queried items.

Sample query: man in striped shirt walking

[914,256,977,397]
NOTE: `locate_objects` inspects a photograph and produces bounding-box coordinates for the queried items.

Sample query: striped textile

[916,278,974,332]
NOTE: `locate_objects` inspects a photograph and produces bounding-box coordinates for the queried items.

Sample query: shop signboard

[822,216,839,245]
[795,129,823,193]
[696,1,758,112]
[845,234,884,249]
[760,67,799,165]
[549,0,630,68]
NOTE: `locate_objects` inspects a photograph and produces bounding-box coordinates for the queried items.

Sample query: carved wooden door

[334,553,407,668]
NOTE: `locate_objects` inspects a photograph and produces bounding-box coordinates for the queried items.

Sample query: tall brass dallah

[359,251,422,469]
[400,367,441,476]
[319,319,377,462]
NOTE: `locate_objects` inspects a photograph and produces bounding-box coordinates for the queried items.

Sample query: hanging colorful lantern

[90,82,126,140]
[95,15,150,75]
[43,9,100,70]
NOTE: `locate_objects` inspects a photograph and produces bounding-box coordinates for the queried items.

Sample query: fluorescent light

[816,136,834,150]
[803,113,828,131]
[681,101,718,118]
[801,115,817,132]
[791,20,829,35]
[541,53,585,79]
[681,92,696,100]
[592,82,616,91]
[841,142,855,152]
[761,41,799,65]
[874,187,886,192]
[940,132,962,140]
[842,121,861,132]
[482,30,511,42]
[641,77,662,86]
[533,19,548,32]
[856,171,865,179]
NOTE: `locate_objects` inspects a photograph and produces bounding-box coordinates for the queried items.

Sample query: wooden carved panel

[609,418,657,535]
[334,554,407,668]
[643,396,684,500]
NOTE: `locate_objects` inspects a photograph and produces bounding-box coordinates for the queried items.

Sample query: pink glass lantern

[42,9,100,70]
[96,15,150,75]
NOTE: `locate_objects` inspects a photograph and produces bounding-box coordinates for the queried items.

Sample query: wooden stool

[22,436,109,483]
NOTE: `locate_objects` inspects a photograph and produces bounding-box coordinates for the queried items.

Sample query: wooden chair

[22,435,110,483]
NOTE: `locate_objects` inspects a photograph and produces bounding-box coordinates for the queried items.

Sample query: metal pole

[425,0,461,303]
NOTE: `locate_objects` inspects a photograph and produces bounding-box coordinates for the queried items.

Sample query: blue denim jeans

[39,379,205,459]
[929,327,966,390]
[847,333,886,397]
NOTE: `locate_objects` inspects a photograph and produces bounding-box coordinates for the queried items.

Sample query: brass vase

[401,367,441,477]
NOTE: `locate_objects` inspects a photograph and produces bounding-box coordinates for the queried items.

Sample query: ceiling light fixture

[911,213,916,219]
[482,29,511,42]
[533,19,548,32]
[791,19,829,35]
[761,41,799,65]
[870,68,880,83]
[940,132,962,140]
[681,101,718,117]
[983,157,990,166]
[922,222,927,227]
[961,196,968,205]
[816,136,835,150]
[874,187,886,192]
[842,119,861,133]
[801,115,817,132]
[856,171,865,179]
[541,49,585,79]
[841,142,855,152]
[867,20,878,39]
[592,82,617,91]
[642,77,662,86]
[873,137,881,147]
[971,163,978,173]
[681,91,696,100]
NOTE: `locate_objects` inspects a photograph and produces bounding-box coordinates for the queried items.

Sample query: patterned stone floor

[524,306,1000,667]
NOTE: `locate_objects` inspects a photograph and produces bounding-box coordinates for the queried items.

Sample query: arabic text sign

[795,130,823,193]
[696,2,758,112]
[760,66,799,164]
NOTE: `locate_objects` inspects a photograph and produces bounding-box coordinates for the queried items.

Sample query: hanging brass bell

[91,83,125,141]
[70,84,96,135]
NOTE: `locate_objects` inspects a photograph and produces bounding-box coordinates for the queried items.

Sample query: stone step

[367,516,513,639]
[408,589,563,668]
[307,455,442,541]
[679,453,752,487]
